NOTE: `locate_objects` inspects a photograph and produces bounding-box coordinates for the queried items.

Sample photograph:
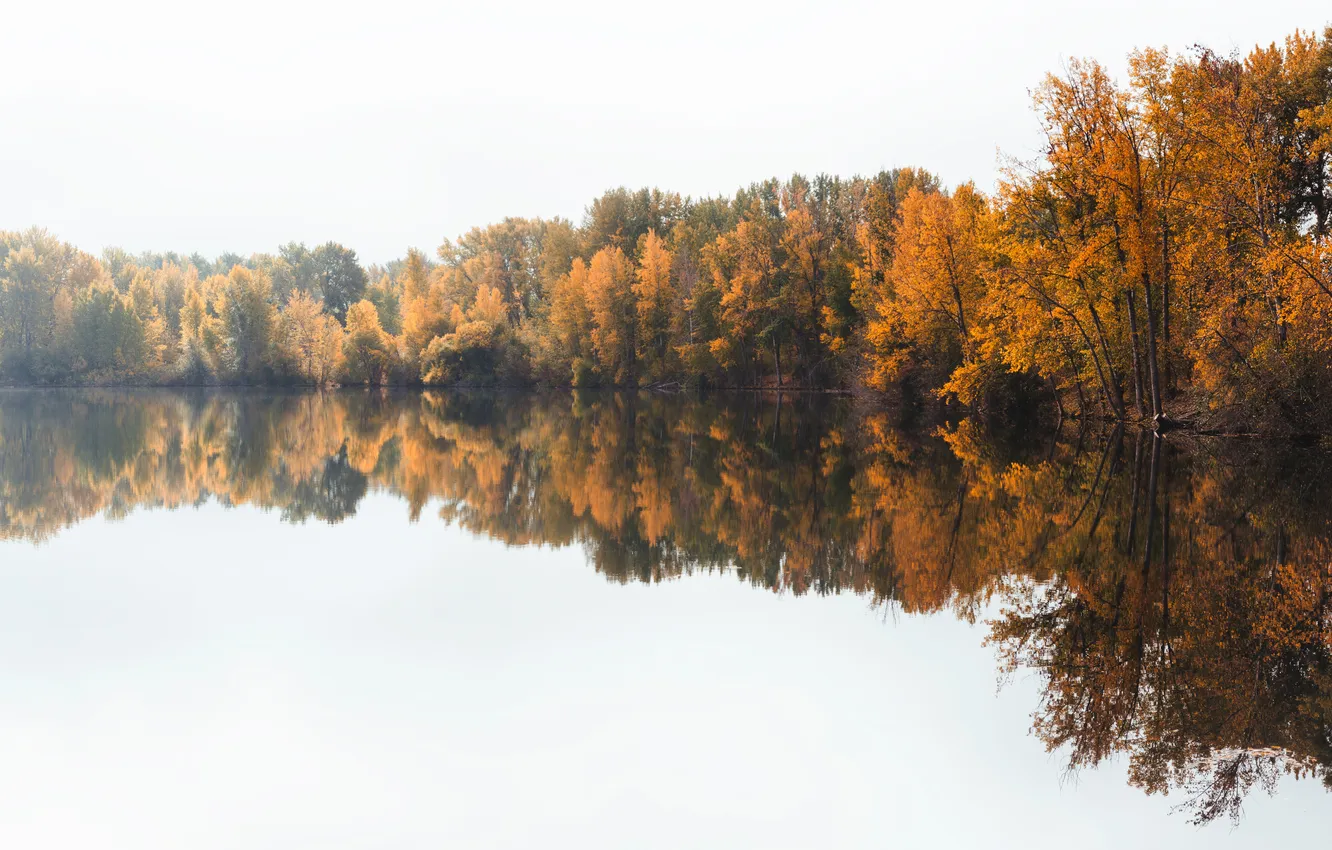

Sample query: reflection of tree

[988,431,1332,824]
[279,447,368,524]
[2,389,1331,822]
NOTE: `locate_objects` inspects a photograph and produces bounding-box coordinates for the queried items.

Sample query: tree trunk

[1271,295,1287,348]
[1161,218,1172,392]
[1140,273,1164,419]
[1050,376,1064,431]
[951,283,970,362]
[1081,332,1119,419]
[1059,340,1088,417]
[1126,288,1147,419]
[1085,297,1124,418]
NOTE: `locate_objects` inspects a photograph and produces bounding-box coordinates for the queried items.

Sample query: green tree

[0,245,57,378]
[72,282,145,375]
[366,273,403,335]
[312,242,368,322]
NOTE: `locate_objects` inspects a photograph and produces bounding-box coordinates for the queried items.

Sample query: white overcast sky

[1,0,1327,263]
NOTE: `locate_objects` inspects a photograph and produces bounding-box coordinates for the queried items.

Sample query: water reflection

[2,388,1330,824]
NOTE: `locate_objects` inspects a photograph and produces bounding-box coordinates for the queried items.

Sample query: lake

[1,388,1330,848]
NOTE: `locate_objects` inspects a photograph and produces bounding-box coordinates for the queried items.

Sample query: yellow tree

[314,312,346,384]
[215,265,277,378]
[709,204,784,384]
[549,258,596,384]
[633,230,676,382]
[178,275,224,377]
[436,218,549,325]
[990,61,1157,421]
[864,185,990,395]
[128,270,168,370]
[343,299,394,385]
[587,246,637,385]
[779,178,838,381]
[420,285,510,384]
[849,168,942,324]
[399,247,446,373]
[151,262,192,363]
[1168,34,1332,427]
[279,290,342,384]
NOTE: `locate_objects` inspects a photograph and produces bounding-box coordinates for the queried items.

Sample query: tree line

[2,28,1330,430]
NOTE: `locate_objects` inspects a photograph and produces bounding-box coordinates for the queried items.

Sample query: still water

[1,389,1331,848]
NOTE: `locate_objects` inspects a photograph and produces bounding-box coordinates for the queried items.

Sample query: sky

[1,0,1328,263]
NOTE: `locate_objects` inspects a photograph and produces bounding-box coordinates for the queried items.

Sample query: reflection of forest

[2,388,1331,822]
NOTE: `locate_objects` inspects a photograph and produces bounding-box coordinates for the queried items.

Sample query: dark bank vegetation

[4,387,1332,822]
[2,28,1331,432]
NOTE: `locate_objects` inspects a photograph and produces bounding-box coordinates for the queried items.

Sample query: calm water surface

[2,389,1331,848]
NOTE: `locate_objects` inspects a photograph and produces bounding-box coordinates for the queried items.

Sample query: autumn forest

[2,29,1331,433]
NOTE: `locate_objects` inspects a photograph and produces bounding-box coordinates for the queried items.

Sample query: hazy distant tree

[0,246,56,377]
[278,242,318,296]
[312,242,368,322]
[188,252,214,278]
[73,282,145,373]
[251,253,299,304]
[98,247,139,292]
[366,273,402,335]
[584,187,685,257]
[215,251,246,275]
